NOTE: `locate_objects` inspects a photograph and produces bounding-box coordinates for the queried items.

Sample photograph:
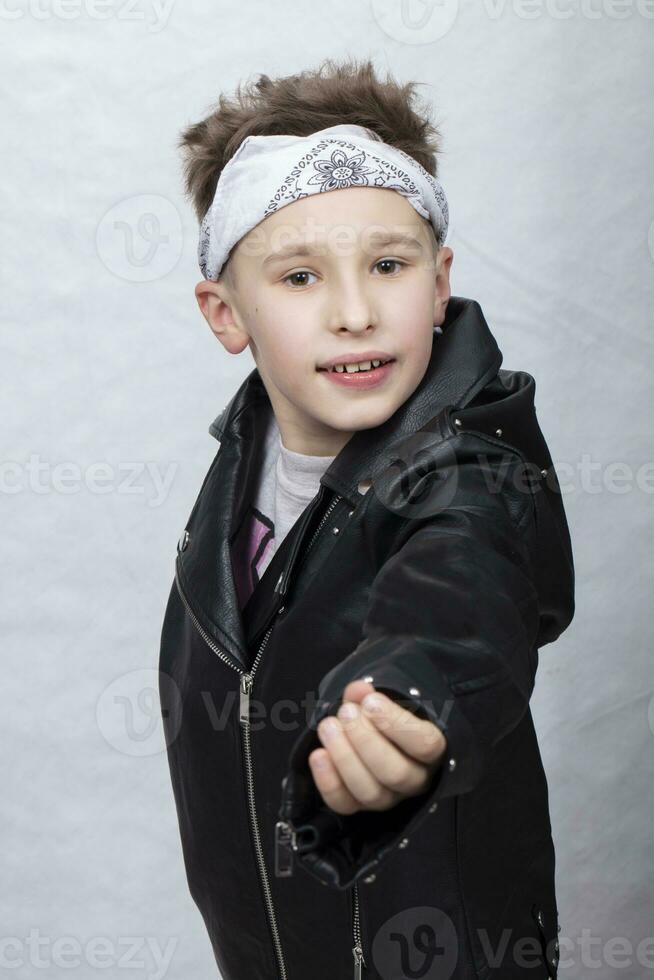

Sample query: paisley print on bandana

[261,137,448,241]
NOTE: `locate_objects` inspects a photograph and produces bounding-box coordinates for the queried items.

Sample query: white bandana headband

[198,123,450,281]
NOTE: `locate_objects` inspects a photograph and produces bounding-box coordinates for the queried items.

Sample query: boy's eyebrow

[262,232,425,267]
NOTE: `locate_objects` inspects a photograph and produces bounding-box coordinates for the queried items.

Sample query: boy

[159,59,575,980]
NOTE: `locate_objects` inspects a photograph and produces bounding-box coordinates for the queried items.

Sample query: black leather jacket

[159,296,575,980]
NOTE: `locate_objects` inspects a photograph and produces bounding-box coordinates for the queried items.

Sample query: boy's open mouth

[316,357,396,375]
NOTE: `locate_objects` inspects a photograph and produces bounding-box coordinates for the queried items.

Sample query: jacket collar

[209,296,503,506]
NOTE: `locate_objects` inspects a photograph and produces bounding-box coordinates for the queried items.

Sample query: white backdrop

[2,2,653,978]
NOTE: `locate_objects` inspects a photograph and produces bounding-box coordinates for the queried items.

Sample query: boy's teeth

[331,359,384,373]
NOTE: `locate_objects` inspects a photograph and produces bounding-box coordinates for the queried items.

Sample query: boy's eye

[282,258,406,289]
[283,270,318,288]
[374,258,406,276]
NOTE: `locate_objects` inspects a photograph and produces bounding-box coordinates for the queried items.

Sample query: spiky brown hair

[178,57,444,280]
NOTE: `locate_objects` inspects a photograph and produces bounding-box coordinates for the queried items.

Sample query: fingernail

[363,694,383,713]
[338,702,358,721]
[319,718,339,741]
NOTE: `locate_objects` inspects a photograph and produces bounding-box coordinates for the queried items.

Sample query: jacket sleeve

[277,425,573,891]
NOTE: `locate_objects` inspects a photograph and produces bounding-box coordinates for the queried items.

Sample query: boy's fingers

[359,691,448,766]
[336,700,432,797]
[316,717,399,811]
[308,748,360,815]
[342,679,376,702]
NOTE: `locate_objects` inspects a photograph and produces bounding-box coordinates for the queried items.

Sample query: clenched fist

[309,679,447,816]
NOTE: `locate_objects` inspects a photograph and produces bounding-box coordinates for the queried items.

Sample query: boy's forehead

[235,186,434,266]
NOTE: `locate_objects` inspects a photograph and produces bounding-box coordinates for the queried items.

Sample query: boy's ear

[194,280,251,355]
[433,247,454,327]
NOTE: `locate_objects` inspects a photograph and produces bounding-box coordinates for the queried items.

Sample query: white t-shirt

[231,412,337,609]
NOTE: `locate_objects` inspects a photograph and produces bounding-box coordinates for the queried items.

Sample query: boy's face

[196,186,453,456]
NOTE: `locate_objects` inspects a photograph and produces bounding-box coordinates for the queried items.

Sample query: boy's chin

[319,401,398,432]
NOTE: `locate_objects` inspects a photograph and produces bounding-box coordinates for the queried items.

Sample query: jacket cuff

[277,639,484,890]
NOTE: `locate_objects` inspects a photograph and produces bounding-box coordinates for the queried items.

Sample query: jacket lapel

[176,384,274,671]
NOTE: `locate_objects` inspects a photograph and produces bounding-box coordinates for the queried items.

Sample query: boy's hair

[179,57,444,281]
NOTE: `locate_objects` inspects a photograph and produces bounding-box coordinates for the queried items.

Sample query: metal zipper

[240,626,289,979]
[273,488,345,881]
[174,564,243,674]
[276,487,369,977]
[275,486,343,596]
[303,490,342,556]
[174,566,289,980]
[352,882,367,978]
[173,486,344,979]
[316,490,368,976]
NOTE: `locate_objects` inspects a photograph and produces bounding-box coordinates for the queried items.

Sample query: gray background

[2,2,653,978]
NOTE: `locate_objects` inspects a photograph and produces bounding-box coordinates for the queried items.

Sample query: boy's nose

[327,291,378,335]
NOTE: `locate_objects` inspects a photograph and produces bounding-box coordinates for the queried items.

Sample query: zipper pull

[239,673,253,723]
[274,820,296,877]
[352,944,365,979]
